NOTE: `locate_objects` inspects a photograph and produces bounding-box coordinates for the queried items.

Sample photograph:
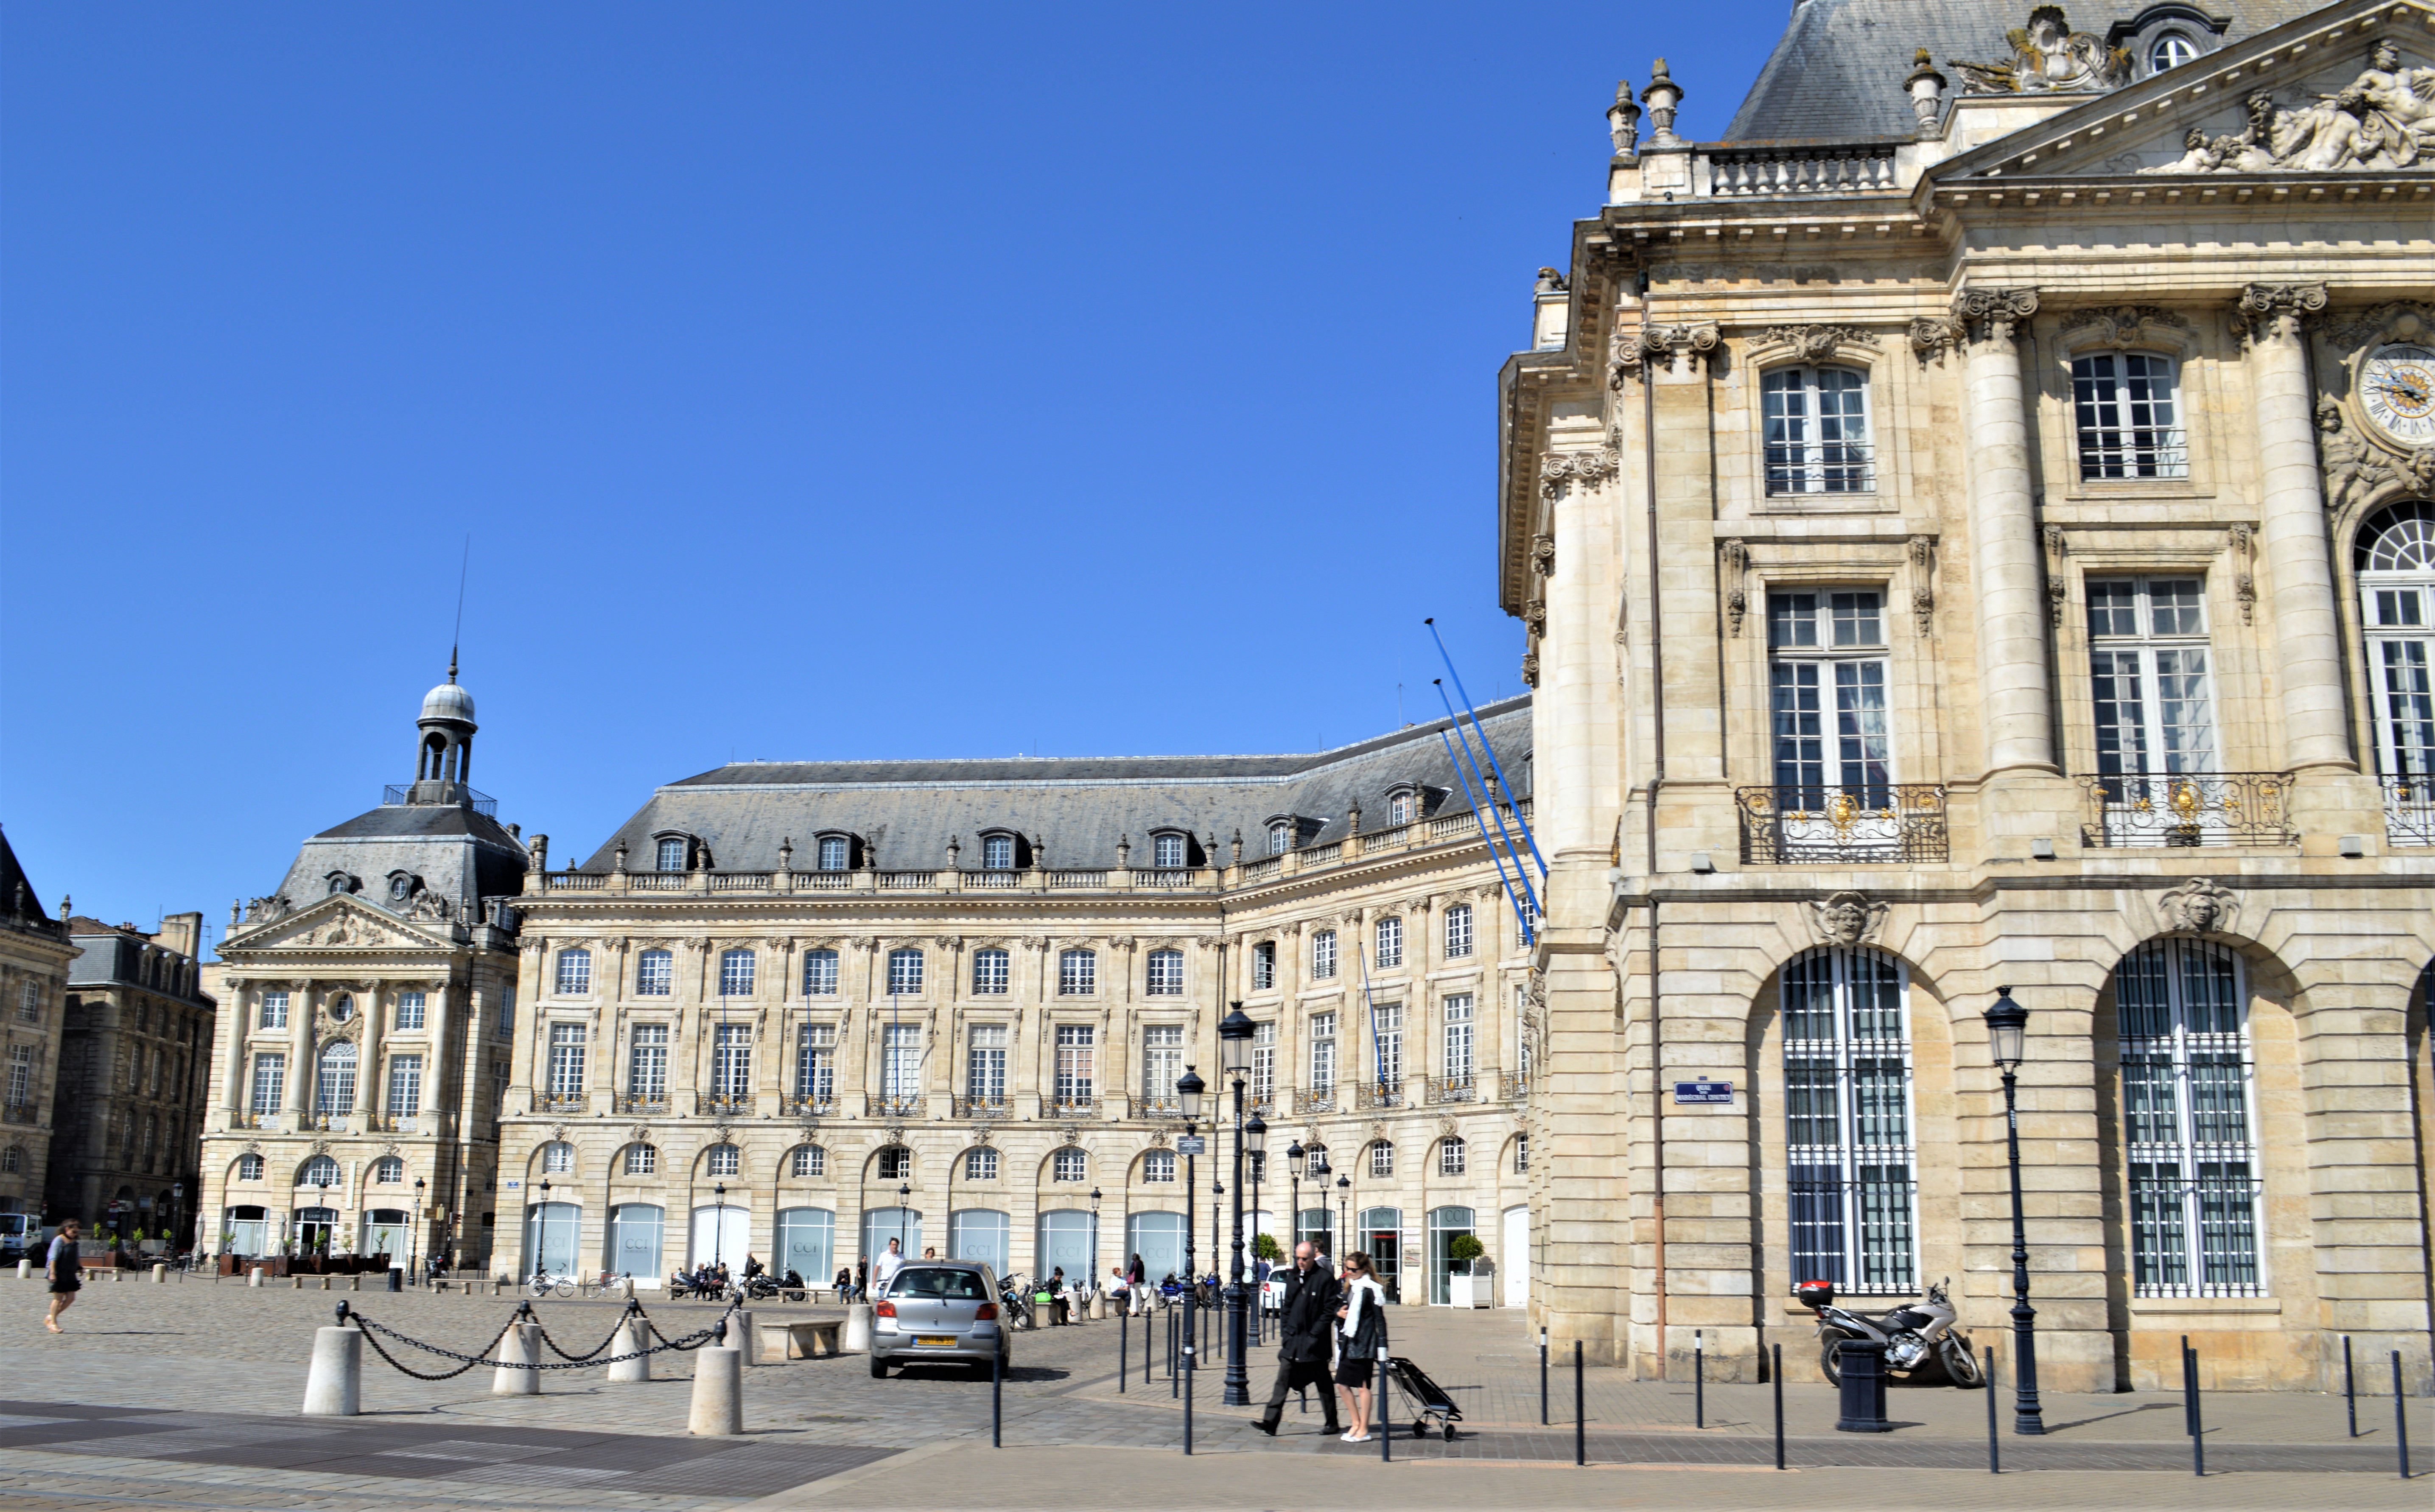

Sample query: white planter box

[1449,1272,1491,1309]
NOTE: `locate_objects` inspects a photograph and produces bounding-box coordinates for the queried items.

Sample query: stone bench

[756,1318,845,1360]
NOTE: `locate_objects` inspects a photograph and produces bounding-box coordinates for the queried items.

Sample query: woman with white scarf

[1332,1250,1389,1442]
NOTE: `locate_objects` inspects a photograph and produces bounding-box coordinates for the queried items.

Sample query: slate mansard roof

[1721,0,2326,142]
[577,697,1535,874]
[268,798,528,920]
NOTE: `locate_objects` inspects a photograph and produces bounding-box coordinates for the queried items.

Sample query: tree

[1252,1232,1284,1262]
[1447,1234,1486,1274]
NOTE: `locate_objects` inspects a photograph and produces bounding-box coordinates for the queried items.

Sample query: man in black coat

[1254,1241,1342,1435]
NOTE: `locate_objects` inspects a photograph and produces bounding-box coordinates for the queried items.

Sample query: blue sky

[1,3,1787,950]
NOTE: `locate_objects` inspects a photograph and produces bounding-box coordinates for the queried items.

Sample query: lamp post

[1089,1186,1103,1298]
[1176,1065,1204,1283]
[1334,1173,1351,1265]
[1218,1005,1255,1406]
[896,1181,910,1261]
[1286,1140,1305,1260]
[1984,987,2045,1436]
[536,1179,551,1280]
[410,1177,426,1280]
[712,1181,726,1271]
[170,1181,185,1259]
[1245,1112,1268,1347]
[1308,1145,1332,1257]
[315,1179,332,1261]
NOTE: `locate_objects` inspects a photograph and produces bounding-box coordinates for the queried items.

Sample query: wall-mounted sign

[1175,1136,1207,1156]
[1673,1080,1733,1106]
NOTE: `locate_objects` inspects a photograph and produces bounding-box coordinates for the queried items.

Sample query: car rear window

[891,1267,988,1299]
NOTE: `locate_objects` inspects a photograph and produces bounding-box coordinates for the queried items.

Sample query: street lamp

[1089,1187,1103,1299]
[1218,1003,1256,1406]
[1286,1140,1305,1262]
[410,1177,426,1281]
[536,1179,551,1281]
[1334,1173,1351,1266]
[1307,1144,1332,1257]
[1983,986,2045,1436]
[896,1181,911,1264]
[711,1181,726,1271]
[1176,1062,1205,1354]
[1244,1112,1268,1346]
[315,1178,333,1262]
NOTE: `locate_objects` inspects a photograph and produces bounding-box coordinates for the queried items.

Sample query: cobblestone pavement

[0,1275,2419,1510]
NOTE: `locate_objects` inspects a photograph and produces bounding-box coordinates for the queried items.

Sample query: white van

[0,1213,48,1261]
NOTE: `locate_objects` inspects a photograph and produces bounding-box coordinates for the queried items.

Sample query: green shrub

[1252,1232,1284,1262]
[1447,1234,1486,1270]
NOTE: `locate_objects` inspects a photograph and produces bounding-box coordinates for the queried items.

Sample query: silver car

[870,1261,1008,1378]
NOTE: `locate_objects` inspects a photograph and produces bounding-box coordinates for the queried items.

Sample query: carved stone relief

[1750,325,1879,363]
[2320,397,2435,512]
[2137,43,2435,174]
[1952,288,2040,350]
[1805,891,1888,947]
[1949,7,2130,95]
[2157,879,2240,935]
[1613,322,1720,386]
[1540,449,1620,498]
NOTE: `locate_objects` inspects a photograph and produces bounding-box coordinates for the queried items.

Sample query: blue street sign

[1673,1080,1733,1105]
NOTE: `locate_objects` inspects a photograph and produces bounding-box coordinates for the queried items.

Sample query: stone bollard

[688,1341,743,1435]
[249,1266,265,1287]
[302,1313,362,1417]
[730,1309,756,1366]
[493,1322,543,1395]
[14,1260,27,1281]
[842,1302,873,1353]
[349,1274,361,1292]
[607,1316,652,1383]
[618,1275,634,1300]
[318,1275,332,1291]
[152,1263,167,1284]
[1093,1291,1108,1321]
[291,1275,303,1289]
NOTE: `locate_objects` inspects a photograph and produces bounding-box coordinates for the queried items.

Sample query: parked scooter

[1797,1277,1983,1387]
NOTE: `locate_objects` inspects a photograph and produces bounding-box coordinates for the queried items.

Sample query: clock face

[2361,343,2435,445]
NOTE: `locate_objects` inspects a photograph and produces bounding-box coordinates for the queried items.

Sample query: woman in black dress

[1332,1250,1388,1442]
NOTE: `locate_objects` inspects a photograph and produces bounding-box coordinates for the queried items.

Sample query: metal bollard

[1694,1330,1704,1430]
[1574,1339,1585,1466]
[2346,1335,2358,1436]
[2181,1335,2196,1436]
[991,1339,1002,1447]
[1835,1340,1891,1432]
[301,1303,361,1416]
[1539,1326,1549,1425]
[2189,1344,2205,1477]
[2395,1350,2411,1481]
[1381,1344,1393,1462]
[1118,1311,1127,1393]
[1772,1343,1785,1470]
[1986,1347,2001,1473]
[1181,1339,1194,1455]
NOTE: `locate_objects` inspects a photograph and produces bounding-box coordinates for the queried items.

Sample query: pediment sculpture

[1950,7,2130,95]
[2140,42,2435,174]
[2319,396,2435,514]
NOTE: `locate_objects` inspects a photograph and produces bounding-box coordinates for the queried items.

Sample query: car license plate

[918,1336,957,1347]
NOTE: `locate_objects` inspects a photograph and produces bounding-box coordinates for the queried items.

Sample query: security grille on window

[982,834,1015,870]
[2359,504,2435,798]
[967,1024,1007,1103]
[1252,942,1276,991]
[1311,930,1338,980]
[386,1054,423,1117]
[629,1023,669,1101]
[972,947,1010,994]
[1763,366,1873,493]
[302,1154,341,1187]
[2120,938,2264,1296]
[1783,946,1918,1294]
[2073,353,2186,478]
[1052,1149,1087,1182]
[656,837,687,872]
[1370,1003,1403,1086]
[626,1142,658,1174]
[542,1141,573,1173]
[1054,1024,1095,1105]
[1442,994,1475,1079]
[966,1147,998,1180]
[546,1023,587,1100]
[316,1042,357,1117]
[5,1045,30,1108]
[882,1023,919,1104]
[637,949,674,996]
[1153,832,1187,868]
[712,1023,751,1101]
[395,991,425,1030]
[797,1023,835,1103]
[708,1143,740,1176]
[818,835,851,871]
[1058,949,1096,996]
[1369,1141,1394,1177]
[802,948,839,996]
[2089,577,2218,785]
[1374,916,1402,969]
[237,1152,264,1181]
[719,949,756,997]
[1309,1012,1337,1089]
[1251,1021,1276,1102]
[1146,948,1184,996]
[555,949,592,996]
[791,1144,824,1177]
[1439,1137,1466,1176]
[878,1146,910,1180]
[250,1053,285,1115]
[1444,904,1473,958]
[1769,591,1892,807]
[1514,1134,1530,1173]
[1143,1150,1176,1183]
[260,991,288,1030]
[1142,1025,1183,1106]
[887,948,924,995]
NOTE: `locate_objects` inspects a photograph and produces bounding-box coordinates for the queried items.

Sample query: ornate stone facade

[50,914,214,1238]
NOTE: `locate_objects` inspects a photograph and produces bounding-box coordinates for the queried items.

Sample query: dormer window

[1152,832,1187,868]
[656,838,687,872]
[1268,821,1292,854]
[982,833,1016,870]
[2148,31,2197,73]
[1763,367,1872,494]
[1386,789,1417,826]
[817,834,852,871]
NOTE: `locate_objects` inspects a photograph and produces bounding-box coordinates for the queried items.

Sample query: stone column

[285,981,313,1125]
[360,981,383,1130]
[1953,288,2056,777]
[2237,282,2351,772]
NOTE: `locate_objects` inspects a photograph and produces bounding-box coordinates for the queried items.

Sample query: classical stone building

[502,701,1537,1302]
[1502,0,2435,1391]
[0,832,73,1219]
[50,913,214,1239]
[196,671,526,1269]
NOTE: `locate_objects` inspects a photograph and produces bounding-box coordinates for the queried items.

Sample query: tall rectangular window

[554,949,591,996]
[1763,365,1873,493]
[629,1023,669,1100]
[1444,904,1474,959]
[2363,566,2435,792]
[1054,1024,1095,1106]
[637,949,674,996]
[250,1053,284,1114]
[966,1023,1007,1103]
[2073,352,2185,479]
[546,1023,586,1099]
[18,981,37,1021]
[796,1022,835,1103]
[497,986,515,1035]
[1369,1003,1402,1086]
[1251,1020,1276,1102]
[1141,1025,1183,1107]
[712,1023,751,1101]
[1251,942,1276,991]
[260,991,288,1030]
[1769,591,1892,805]
[395,991,425,1030]
[1309,1012,1336,1089]
[971,948,1009,995]
[887,948,923,996]
[2119,938,2263,1296]
[2088,577,2217,780]
[802,948,838,997]
[1442,994,1474,1079]
[1783,946,1917,1294]
[6,1045,29,1107]
[316,1042,357,1117]
[1374,917,1402,969]
[719,949,756,997]
[1145,948,1184,996]
[882,1022,920,1104]
[386,1054,423,1117]
[1059,949,1096,996]
[1311,930,1338,980]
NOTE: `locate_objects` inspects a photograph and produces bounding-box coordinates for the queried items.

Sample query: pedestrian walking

[872,1238,905,1296]
[43,1219,81,1334]
[1332,1250,1387,1442]
[1253,1241,1343,1436]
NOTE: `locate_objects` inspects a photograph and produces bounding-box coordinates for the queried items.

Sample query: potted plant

[1446,1234,1489,1308]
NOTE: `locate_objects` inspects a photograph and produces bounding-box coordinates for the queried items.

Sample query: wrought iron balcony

[789,1095,837,1117]
[1294,1085,1335,1116]
[704,1095,752,1116]
[1248,1092,1276,1117]
[1764,440,1875,496]
[615,1094,669,1115]
[952,1095,1009,1120]
[1353,1081,1404,1111]
[1136,1095,1181,1118]
[1498,1072,1530,1103]
[865,1094,923,1118]
[535,1095,586,1115]
[1046,1096,1099,1119]
[2381,774,2435,847]
[1426,1075,1477,1105]
[2077,772,2295,848]
[1738,783,1949,864]
[4,1101,42,1126]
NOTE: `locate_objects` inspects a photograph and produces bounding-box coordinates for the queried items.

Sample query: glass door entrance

[1359,1206,1402,1303]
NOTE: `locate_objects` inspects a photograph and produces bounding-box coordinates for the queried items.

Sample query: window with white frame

[250,1053,284,1115]
[373,1155,404,1183]
[1054,1024,1095,1106]
[1052,1149,1087,1182]
[237,1152,265,1181]
[637,949,673,996]
[1783,946,1918,1294]
[1141,1025,1183,1107]
[877,1146,910,1181]
[1311,930,1338,980]
[554,949,592,996]
[1369,1003,1403,1086]
[1439,1137,1466,1175]
[2073,353,2186,479]
[629,1023,669,1101]
[706,1142,740,1176]
[972,947,1010,994]
[1442,994,1475,1080]
[1388,790,1416,825]
[1153,832,1187,868]
[1251,1021,1276,1102]
[541,1140,573,1173]
[1763,365,1873,493]
[315,1041,357,1117]
[656,837,687,872]
[1369,1141,1394,1178]
[497,986,515,1035]
[386,1054,423,1117]
[1252,942,1276,991]
[2088,577,2218,785]
[797,1022,835,1103]
[1444,904,1473,958]
[395,991,425,1030]
[1769,590,1892,805]
[1375,916,1402,969]
[625,1142,658,1174]
[967,1023,1007,1104]
[546,1023,586,1099]
[881,1023,919,1104]
[2119,938,2264,1296]
[818,835,851,871]
[1309,1012,1336,1089]
[2148,30,2197,72]
[17,981,36,1021]
[802,948,839,996]
[300,1154,341,1187]
[1146,948,1184,996]
[975,833,1011,870]
[260,991,288,1030]
[1142,1149,1176,1183]
[719,948,756,997]
[2358,504,2435,804]
[887,948,923,996]
[5,1045,29,1108]
[1059,949,1097,996]
[1268,821,1291,854]
[791,1143,824,1178]
[712,1023,751,1101]
[966,1146,998,1180]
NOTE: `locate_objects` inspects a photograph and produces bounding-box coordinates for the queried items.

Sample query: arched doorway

[689,1202,750,1270]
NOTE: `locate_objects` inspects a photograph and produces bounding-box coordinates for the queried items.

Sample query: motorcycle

[1798,1277,1983,1388]
[997,1271,1035,1330]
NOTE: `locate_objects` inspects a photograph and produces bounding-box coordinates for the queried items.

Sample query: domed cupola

[409,653,480,804]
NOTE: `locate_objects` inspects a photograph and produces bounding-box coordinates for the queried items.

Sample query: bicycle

[525,1270,575,1299]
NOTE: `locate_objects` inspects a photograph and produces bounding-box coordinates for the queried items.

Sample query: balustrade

[1704,144,1898,196]
[1736,783,1950,864]
[2076,772,2296,848]
[876,871,934,890]
[1426,1075,1476,1105]
[2379,774,2434,847]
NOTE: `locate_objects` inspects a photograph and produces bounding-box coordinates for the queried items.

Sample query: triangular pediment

[1929,0,2435,181]
[223,893,452,955]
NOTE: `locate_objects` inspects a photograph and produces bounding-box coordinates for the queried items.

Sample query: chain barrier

[336,1297,744,1381]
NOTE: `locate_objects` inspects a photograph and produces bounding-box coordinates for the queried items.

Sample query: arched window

[1152,832,1187,868]
[706,1143,740,1177]
[1268,820,1292,854]
[1782,946,1917,1294]
[1439,1137,1467,1176]
[1444,904,1474,958]
[1763,365,1873,493]
[1145,948,1184,996]
[299,1154,341,1188]
[2357,503,2435,827]
[982,833,1016,871]
[372,1156,404,1184]
[1369,1141,1394,1178]
[1058,949,1096,996]
[719,948,756,997]
[235,1152,263,1181]
[965,1147,999,1181]
[789,1144,824,1178]
[554,948,592,996]
[2117,938,2263,1296]
[2072,353,2186,478]
[802,948,840,996]
[877,1146,911,1181]
[314,1042,357,1118]
[2148,31,2197,73]
[1142,1150,1176,1184]
[541,1140,574,1173]
[625,1142,658,1175]
[1052,1149,1087,1182]
[972,947,1010,995]
[636,949,673,996]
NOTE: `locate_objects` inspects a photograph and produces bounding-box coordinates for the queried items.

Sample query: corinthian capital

[1949,288,2039,350]
[2233,283,2328,345]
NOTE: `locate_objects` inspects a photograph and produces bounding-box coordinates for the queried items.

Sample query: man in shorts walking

[44,1218,81,1333]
